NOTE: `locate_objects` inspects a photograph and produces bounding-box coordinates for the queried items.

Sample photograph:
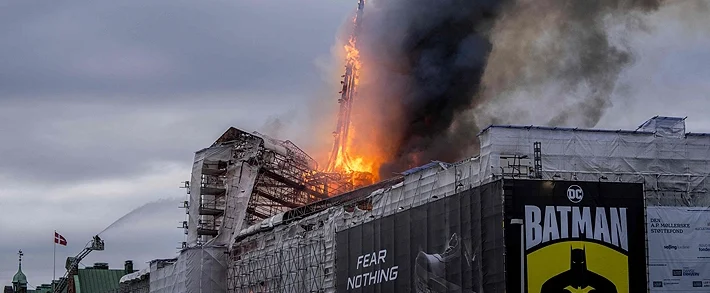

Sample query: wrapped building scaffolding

[225,116,710,293]
[184,127,353,247]
[152,126,355,293]
[143,116,710,292]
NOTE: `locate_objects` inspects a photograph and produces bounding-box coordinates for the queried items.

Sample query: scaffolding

[185,127,355,247]
[226,157,463,293]
[228,221,334,293]
[224,116,710,293]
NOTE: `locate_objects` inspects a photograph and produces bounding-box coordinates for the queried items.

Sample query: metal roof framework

[184,127,356,247]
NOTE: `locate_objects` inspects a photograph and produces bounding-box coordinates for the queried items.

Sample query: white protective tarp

[364,156,485,219]
[210,160,259,247]
[639,116,686,138]
[187,146,233,246]
[120,267,150,284]
[647,206,710,292]
[478,117,710,207]
[148,259,182,293]
[150,246,227,293]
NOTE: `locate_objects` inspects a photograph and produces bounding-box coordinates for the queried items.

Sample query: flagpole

[53,230,56,293]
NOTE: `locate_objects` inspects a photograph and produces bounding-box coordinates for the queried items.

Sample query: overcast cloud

[597,1,710,130]
[1,0,709,289]
[0,0,352,287]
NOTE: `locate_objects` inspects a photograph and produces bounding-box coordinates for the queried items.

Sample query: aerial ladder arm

[53,235,105,293]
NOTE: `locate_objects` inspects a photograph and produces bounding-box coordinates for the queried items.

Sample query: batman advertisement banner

[503,180,646,293]
[335,180,505,293]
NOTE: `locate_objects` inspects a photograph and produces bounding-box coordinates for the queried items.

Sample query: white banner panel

[647,206,710,291]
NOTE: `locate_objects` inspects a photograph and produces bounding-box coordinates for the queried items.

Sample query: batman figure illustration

[540,246,618,293]
[414,233,476,293]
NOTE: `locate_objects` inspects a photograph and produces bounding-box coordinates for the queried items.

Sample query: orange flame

[344,38,361,84]
[330,123,384,180]
[324,29,384,185]
[321,9,391,191]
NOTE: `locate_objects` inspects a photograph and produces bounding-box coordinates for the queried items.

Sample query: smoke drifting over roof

[352,0,672,177]
[475,0,662,128]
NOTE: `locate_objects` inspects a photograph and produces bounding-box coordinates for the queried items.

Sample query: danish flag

[54,231,67,246]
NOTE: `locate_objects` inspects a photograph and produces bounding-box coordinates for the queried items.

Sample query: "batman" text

[525,205,628,251]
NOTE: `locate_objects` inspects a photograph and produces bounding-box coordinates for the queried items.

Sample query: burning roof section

[185,127,357,247]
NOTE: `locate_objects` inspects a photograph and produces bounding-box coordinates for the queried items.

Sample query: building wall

[228,157,480,293]
[478,122,710,207]
[148,247,227,293]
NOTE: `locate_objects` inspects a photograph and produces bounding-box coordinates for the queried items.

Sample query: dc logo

[567,185,583,203]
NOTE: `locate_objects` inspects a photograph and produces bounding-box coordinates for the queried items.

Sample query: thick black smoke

[353,0,665,177]
[357,0,508,176]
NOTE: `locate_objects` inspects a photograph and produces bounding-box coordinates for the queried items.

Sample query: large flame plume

[324,2,385,187]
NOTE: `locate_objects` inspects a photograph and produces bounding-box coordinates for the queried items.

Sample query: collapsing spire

[324,0,374,188]
[326,0,365,173]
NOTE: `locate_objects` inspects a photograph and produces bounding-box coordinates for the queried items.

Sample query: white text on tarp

[347,250,399,290]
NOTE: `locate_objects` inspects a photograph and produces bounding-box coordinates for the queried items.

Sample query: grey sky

[0,0,348,97]
[0,0,353,287]
[1,0,709,289]
[596,1,710,130]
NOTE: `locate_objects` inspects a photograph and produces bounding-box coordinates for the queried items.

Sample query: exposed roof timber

[235,176,404,242]
[261,169,327,199]
[253,189,301,209]
[283,176,404,223]
[212,127,259,147]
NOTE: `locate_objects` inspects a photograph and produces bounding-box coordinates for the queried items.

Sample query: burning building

[221,116,710,293]
[141,115,710,293]
[133,0,710,292]
[184,127,355,248]
[141,127,359,292]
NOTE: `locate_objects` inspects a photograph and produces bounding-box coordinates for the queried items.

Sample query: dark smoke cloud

[357,0,507,176]
[353,0,667,177]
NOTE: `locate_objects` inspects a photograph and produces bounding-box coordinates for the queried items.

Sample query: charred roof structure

[182,127,355,248]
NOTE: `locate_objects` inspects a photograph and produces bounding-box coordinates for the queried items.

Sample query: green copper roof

[14,250,27,286]
[12,266,27,284]
[75,268,125,293]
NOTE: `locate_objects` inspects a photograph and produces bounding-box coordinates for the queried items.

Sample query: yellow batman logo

[535,245,620,293]
[564,285,595,293]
